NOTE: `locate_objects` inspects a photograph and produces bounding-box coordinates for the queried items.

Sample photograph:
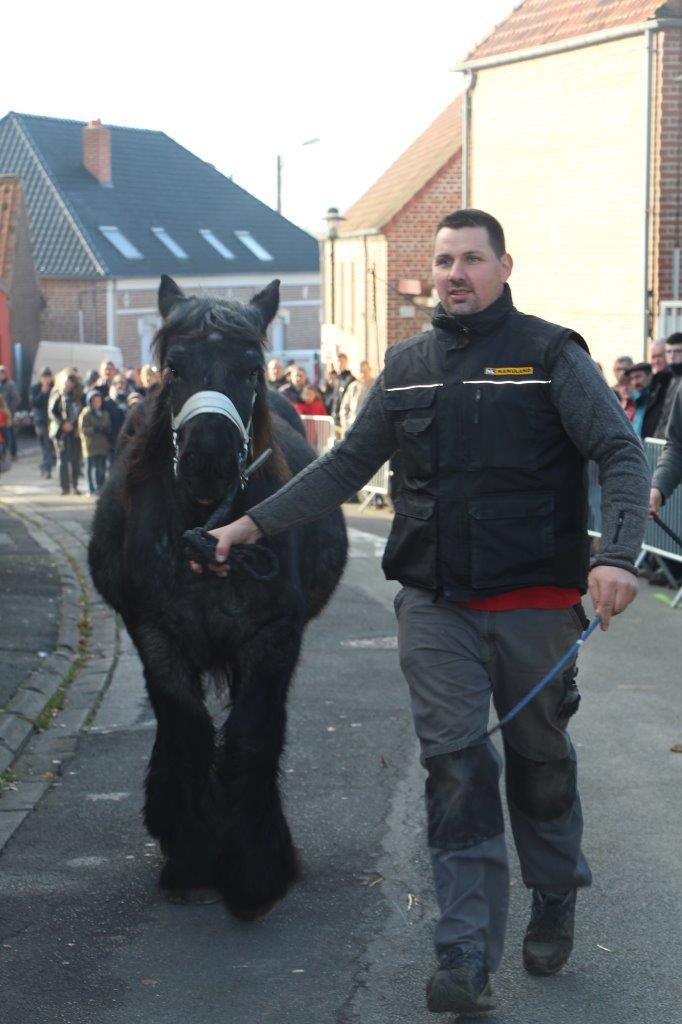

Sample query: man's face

[0,368,6,382]
[100,361,116,384]
[267,359,282,382]
[628,369,651,392]
[292,367,307,390]
[665,342,682,367]
[613,358,633,381]
[113,376,127,394]
[649,343,667,373]
[337,356,348,373]
[432,226,512,316]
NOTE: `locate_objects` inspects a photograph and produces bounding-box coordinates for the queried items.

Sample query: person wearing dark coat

[30,367,56,477]
[49,374,84,495]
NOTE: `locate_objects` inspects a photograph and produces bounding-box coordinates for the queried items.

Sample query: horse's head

[154,274,279,509]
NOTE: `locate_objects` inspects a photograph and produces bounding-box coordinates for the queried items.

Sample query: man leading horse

[197,209,649,1016]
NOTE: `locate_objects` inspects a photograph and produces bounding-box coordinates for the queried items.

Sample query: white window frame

[151,227,188,259]
[199,229,235,260]
[99,226,143,260]
[234,230,274,262]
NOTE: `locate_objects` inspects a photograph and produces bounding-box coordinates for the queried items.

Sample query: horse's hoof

[228,896,283,922]
[161,886,222,906]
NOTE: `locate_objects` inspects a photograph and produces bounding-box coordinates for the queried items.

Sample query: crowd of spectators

[0,358,161,494]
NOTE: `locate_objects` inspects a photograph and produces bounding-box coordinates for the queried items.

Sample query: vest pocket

[467,492,555,589]
[400,413,435,479]
[382,491,438,589]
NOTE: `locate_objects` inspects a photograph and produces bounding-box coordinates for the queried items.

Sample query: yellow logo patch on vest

[483,366,534,376]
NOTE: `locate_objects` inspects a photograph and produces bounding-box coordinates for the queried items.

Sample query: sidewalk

[0,443,120,848]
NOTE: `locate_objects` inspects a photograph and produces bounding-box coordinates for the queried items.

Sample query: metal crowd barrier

[299,415,335,456]
[588,438,682,608]
[359,462,392,511]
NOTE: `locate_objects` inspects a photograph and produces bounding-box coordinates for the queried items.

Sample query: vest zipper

[474,388,481,425]
[613,511,625,545]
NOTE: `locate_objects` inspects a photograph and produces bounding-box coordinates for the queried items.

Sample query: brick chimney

[82,119,111,185]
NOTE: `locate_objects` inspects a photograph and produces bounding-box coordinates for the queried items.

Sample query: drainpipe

[643,26,654,356]
[461,70,476,207]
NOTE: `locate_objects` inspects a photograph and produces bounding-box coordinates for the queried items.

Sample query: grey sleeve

[651,387,682,500]
[249,375,397,537]
[550,341,649,573]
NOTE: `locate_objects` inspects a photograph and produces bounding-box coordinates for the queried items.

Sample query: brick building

[320,100,462,371]
[0,176,42,392]
[455,0,682,375]
[0,113,321,382]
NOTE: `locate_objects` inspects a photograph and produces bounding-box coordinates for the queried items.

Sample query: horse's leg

[215,618,302,918]
[133,625,218,893]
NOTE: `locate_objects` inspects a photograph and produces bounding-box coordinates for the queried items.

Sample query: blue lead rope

[485,615,602,739]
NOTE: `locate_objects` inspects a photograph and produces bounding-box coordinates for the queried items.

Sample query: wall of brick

[40,278,108,345]
[470,35,649,374]
[651,26,682,333]
[384,153,462,348]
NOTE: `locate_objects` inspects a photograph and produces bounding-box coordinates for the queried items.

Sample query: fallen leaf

[670,743,682,753]
[141,979,158,987]
[406,893,421,912]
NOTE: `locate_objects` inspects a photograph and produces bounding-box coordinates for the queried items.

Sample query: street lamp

[324,206,346,324]
[276,138,320,215]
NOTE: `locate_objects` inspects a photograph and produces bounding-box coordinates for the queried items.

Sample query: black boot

[426,946,495,1015]
[523,888,576,975]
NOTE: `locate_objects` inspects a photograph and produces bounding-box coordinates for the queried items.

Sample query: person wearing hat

[78,389,112,495]
[622,362,667,439]
[30,367,56,478]
[0,364,20,459]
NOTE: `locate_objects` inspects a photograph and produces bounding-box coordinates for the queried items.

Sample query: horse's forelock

[154,296,265,368]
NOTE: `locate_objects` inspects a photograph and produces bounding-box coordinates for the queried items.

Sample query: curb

[0,484,120,853]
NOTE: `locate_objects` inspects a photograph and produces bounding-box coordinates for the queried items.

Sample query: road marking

[67,856,109,867]
[341,636,398,649]
[347,527,387,559]
[85,792,130,802]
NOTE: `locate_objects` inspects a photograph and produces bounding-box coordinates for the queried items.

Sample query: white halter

[171,390,253,475]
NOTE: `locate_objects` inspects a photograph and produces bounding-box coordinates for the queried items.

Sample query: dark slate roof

[0,112,319,280]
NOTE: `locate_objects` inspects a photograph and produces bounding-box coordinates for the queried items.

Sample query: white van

[31,342,124,387]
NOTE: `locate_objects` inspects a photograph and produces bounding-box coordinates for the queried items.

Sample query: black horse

[88,275,347,918]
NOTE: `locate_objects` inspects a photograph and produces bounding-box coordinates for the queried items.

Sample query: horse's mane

[124,295,290,497]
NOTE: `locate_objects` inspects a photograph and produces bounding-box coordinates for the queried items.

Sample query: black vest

[381,286,591,599]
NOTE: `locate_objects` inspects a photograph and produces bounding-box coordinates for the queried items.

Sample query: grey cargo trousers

[394,586,592,973]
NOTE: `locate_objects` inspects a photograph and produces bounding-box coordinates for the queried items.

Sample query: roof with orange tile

[0,176,22,281]
[468,0,670,62]
[340,99,462,234]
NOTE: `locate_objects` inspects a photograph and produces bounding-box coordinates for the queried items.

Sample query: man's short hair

[665,332,682,346]
[436,209,506,258]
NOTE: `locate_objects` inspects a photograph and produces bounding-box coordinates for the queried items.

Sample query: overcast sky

[4,0,517,234]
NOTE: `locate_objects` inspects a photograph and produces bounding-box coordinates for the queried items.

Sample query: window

[199,229,235,259]
[98,226,143,259]
[151,227,188,259]
[234,230,274,262]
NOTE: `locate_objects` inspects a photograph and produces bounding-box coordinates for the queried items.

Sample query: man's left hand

[587,565,639,631]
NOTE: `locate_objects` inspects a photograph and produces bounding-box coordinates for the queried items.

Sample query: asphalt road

[0,485,681,1023]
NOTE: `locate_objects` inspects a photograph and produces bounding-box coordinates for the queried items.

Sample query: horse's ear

[250,279,280,331]
[158,275,186,320]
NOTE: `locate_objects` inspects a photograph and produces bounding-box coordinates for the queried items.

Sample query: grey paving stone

[0,714,33,755]
[10,689,49,724]
[0,780,50,811]
[0,809,29,849]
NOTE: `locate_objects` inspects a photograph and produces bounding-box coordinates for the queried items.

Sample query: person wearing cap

[194,209,649,1016]
[621,362,654,438]
[30,367,56,478]
[78,390,112,495]
[0,364,20,459]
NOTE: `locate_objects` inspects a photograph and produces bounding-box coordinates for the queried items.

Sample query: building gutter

[643,26,655,355]
[461,70,475,207]
[452,19,682,72]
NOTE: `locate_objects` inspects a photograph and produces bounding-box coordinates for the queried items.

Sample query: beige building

[455,0,682,375]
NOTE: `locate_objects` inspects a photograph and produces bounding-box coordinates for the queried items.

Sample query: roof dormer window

[234,230,273,261]
[151,227,188,259]
[199,229,235,259]
[98,226,143,259]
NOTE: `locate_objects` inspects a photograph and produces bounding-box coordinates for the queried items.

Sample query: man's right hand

[648,487,663,519]
[189,515,262,576]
